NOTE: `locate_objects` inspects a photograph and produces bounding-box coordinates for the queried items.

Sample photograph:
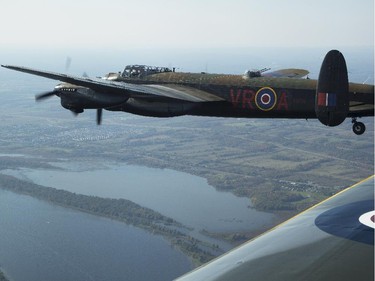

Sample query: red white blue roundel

[315,199,374,245]
[255,87,277,111]
[359,210,375,229]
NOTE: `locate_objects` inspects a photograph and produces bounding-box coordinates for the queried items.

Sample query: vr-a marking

[229,87,288,111]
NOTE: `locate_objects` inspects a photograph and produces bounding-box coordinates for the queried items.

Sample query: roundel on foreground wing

[315,200,374,245]
[359,211,375,229]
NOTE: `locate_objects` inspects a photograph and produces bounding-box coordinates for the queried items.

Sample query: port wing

[175,176,375,281]
[1,65,223,103]
[263,68,309,78]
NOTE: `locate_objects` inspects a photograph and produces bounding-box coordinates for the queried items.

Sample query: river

[1,162,276,281]
[4,162,275,233]
[0,189,191,281]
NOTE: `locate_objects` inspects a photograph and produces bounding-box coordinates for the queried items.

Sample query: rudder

[315,50,349,126]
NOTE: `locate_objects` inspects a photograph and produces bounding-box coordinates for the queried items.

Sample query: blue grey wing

[175,177,375,281]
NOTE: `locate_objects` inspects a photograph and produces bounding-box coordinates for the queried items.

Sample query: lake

[4,162,276,234]
[0,189,192,281]
[1,163,276,281]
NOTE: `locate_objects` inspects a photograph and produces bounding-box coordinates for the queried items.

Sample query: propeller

[35,91,56,102]
[97,108,103,125]
[34,57,103,125]
[65,56,72,73]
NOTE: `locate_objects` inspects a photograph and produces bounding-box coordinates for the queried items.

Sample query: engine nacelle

[315,50,349,126]
[58,87,128,113]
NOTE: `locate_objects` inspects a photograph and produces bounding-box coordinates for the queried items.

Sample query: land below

[0,110,374,264]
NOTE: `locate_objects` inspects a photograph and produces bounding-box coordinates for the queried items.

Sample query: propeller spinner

[35,85,104,125]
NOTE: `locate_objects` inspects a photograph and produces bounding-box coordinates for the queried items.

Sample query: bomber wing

[175,176,374,281]
[0,65,224,103]
[263,68,309,78]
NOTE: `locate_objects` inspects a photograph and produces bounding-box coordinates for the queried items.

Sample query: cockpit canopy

[122,65,173,78]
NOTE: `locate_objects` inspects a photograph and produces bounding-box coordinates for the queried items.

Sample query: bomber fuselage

[116,72,374,119]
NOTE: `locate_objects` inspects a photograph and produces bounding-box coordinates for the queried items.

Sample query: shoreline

[0,173,223,267]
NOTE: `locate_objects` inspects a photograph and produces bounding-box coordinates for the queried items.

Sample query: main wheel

[352,122,365,135]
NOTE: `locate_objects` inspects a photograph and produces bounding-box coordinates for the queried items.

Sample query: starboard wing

[0,65,223,103]
[263,68,310,78]
[348,83,374,116]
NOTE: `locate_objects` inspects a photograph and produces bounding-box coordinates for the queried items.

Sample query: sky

[0,0,373,51]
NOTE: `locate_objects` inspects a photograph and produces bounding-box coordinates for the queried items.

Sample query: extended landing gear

[352,118,366,135]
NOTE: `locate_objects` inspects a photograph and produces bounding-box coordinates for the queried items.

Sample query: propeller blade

[97,108,103,125]
[65,56,72,73]
[35,91,56,102]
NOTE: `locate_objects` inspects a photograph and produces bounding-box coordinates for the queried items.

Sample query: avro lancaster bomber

[2,50,373,134]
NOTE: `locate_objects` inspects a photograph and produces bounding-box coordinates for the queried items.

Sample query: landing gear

[352,118,366,135]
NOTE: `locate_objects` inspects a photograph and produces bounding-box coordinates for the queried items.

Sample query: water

[1,163,276,281]
[0,189,192,281]
[5,163,275,233]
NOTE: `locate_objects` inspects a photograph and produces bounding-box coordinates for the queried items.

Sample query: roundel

[315,200,374,245]
[359,210,375,229]
[255,87,277,111]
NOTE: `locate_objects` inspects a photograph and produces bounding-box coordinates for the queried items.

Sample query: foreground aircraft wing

[176,176,374,281]
[0,65,224,102]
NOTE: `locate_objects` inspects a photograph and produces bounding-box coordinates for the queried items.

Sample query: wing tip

[1,64,17,70]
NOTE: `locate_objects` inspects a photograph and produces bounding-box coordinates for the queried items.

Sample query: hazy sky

[1,0,373,51]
